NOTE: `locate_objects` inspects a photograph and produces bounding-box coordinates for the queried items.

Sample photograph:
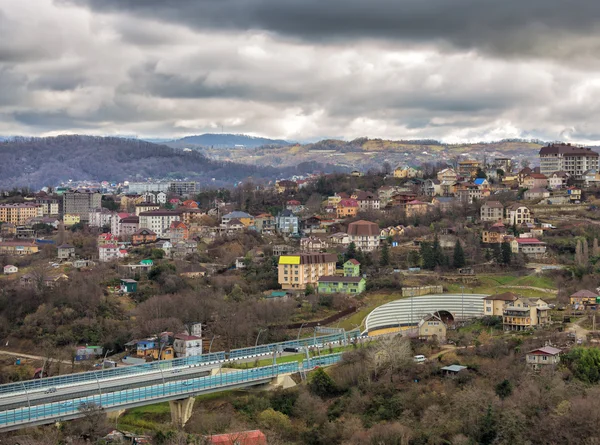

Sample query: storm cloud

[1,0,600,142]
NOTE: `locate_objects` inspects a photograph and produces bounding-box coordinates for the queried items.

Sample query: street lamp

[208,335,219,354]
[297,323,307,343]
[460,285,465,322]
[255,329,266,347]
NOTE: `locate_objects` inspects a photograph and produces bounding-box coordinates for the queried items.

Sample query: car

[283,347,300,353]
[44,387,57,394]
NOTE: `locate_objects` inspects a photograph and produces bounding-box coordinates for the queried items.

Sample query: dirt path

[428,345,457,360]
[0,349,76,365]
[497,285,558,294]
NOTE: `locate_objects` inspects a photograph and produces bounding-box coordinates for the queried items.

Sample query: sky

[2,0,600,143]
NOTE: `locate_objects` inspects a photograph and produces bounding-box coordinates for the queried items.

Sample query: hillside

[200,138,546,171]
[167,133,291,149]
[0,136,331,189]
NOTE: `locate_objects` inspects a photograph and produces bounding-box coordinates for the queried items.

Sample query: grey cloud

[71,0,600,59]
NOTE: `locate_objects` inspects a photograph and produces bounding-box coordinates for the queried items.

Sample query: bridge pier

[169,397,195,428]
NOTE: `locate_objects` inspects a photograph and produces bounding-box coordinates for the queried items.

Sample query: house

[441,365,468,376]
[181,199,199,209]
[73,259,95,268]
[155,240,173,257]
[347,220,380,251]
[63,214,81,227]
[131,228,157,245]
[57,244,75,260]
[353,191,380,212]
[44,273,69,288]
[483,292,519,316]
[380,225,406,238]
[272,244,295,256]
[482,222,508,244]
[120,278,138,293]
[583,170,600,187]
[418,313,447,342]
[98,232,119,246]
[455,182,485,204]
[168,221,189,242]
[327,192,349,207]
[524,188,550,200]
[480,201,504,222]
[328,232,350,247]
[173,334,202,357]
[0,222,16,237]
[0,240,39,255]
[286,200,304,213]
[138,210,183,237]
[506,204,532,225]
[405,200,431,217]
[275,180,298,194]
[88,208,114,228]
[437,168,458,183]
[254,213,276,234]
[205,430,267,445]
[99,244,127,262]
[432,196,456,212]
[503,297,550,331]
[569,289,598,307]
[276,209,299,235]
[548,171,569,189]
[336,199,359,219]
[343,259,361,277]
[74,345,103,361]
[422,179,442,197]
[511,238,546,258]
[473,178,489,188]
[278,253,337,290]
[221,211,255,227]
[389,192,418,207]
[111,213,137,238]
[378,185,401,206]
[523,174,548,189]
[300,236,328,252]
[3,265,18,275]
[526,346,561,369]
[318,276,366,295]
[567,186,582,202]
[394,165,421,179]
[224,218,245,233]
[457,160,481,178]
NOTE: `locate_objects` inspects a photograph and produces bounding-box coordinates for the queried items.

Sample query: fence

[401,286,443,297]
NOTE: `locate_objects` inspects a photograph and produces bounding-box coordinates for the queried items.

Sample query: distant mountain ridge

[167,133,291,149]
[0,135,337,189]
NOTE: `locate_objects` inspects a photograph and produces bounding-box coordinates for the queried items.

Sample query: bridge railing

[0,352,226,396]
[0,361,300,428]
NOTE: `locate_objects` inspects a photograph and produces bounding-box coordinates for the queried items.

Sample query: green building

[140,259,154,266]
[343,259,361,277]
[120,278,138,293]
[318,276,366,295]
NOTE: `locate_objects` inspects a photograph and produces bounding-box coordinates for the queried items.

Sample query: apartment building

[127,182,170,194]
[34,198,59,216]
[539,143,599,179]
[0,203,42,224]
[88,208,114,228]
[457,160,480,178]
[278,253,337,290]
[62,191,101,221]
[169,181,197,197]
[482,222,508,244]
[503,297,550,331]
[0,240,39,255]
[138,210,182,237]
[276,209,299,235]
[353,191,381,212]
[347,220,380,251]
[135,203,160,216]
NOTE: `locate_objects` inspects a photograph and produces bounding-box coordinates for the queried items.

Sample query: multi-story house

[524,188,550,200]
[0,203,42,225]
[131,228,157,245]
[0,240,39,255]
[135,203,160,216]
[457,160,480,178]
[139,210,182,237]
[169,181,197,197]
[503,297,550,331]
[418,313,447,342]
[393,165,422,179]
[377,186,401,206]
[569,289,598,307]
[317,276,366,295]
[173,334,203,358]
[62,191,101,221]
[511,238,546,258]
[300,236,328,252]
[254,213,276,234]
[168,221,189,243]
[278,253,337,290]
[336,199,359,219]
[523,174,548,189]
[506,204,532,225]
[98,233,119,246]
[119,216,140,239]
[276,209,299,235]
[548,171,569,189]
[328,232,350,247]
[343,259,361,277]
[405,200,431,217]
[456,182,485,204]
[422,179,442,197]
[539,143,599,179]
[567,186,582,202]
[353,191,381,212]
[480,201,504,222]
[57,244,75,260]
[63,214,81,227]
[526,346,561,369]
[275,180,298,194]
[221,211,255,227]
[437,168,458,183]
[482,222,508,244]
[483,292,518,316]
[494,157,512,173]
[111,213,134,237]
[347,220,380,251]
[88,208,114,228]
[98,244,127,262]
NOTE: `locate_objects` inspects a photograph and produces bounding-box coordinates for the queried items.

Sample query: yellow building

[0,241,39,255]
[278,253,337,290]
[120,195,145,211]
[0,203,42,225]
[63,214,81,227]
[394,165,422,179]
[503,297,549,331]
[457,160,481,178]
[483,292,518,316]
[418,313,447,342]
[135,203,160,215]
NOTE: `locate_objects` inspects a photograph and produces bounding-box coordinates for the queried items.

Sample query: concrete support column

[169,397,195,428]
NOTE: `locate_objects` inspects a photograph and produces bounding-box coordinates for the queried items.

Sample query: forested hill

[0,135,329,189]
[167,133,291,149]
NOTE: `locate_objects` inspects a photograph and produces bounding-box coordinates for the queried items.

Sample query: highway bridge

[0,330,358,432]
[365,293,488,333]
[0,354,342,432]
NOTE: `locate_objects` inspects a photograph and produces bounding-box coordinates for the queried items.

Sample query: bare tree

[370,334,412,382]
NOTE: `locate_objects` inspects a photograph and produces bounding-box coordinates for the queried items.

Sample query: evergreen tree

[477,405,498,445]
[492,244,502,263]
[420,242,436,270]
[380,242,390,266]
[345,242,357,262]
[594,238,600,257]
[432,234,443,266]
[501,241,512,265]
[453,239,466,268]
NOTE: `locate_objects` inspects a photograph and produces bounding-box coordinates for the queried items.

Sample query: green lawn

[335,291,405,330]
